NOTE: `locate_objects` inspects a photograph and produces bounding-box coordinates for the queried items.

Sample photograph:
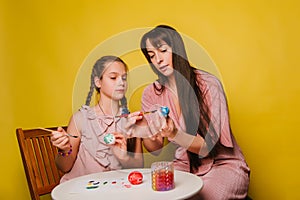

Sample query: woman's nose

[156,53,163,64]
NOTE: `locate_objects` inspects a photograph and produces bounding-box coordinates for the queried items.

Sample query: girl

[51,55,143,183]
[140,25,250,199]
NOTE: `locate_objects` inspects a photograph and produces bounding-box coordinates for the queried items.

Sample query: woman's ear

[94,76,101,89]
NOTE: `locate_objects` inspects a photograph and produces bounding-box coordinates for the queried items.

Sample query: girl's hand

[110,132,129,161]
[112,132,127,150]
[50,127,71,151]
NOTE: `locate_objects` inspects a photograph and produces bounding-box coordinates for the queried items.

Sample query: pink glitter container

[151,161,175,191]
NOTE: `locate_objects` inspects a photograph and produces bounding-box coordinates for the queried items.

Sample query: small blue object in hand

[103,133,115,144]
[160,106,170,117]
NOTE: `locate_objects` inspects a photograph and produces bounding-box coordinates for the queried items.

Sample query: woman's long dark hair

[140,25,217,172]
[85,55,136,155]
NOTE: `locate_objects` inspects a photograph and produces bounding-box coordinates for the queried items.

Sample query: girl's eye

[110,77,117,80]
[122,76,127,81]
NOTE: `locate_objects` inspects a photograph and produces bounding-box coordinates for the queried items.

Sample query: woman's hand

[119,111,143,136]
[146,109,167,137]
[50,127,71,151]
[158,117,178,139]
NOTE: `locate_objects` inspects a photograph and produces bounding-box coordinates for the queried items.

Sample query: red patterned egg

[128,171,143,185]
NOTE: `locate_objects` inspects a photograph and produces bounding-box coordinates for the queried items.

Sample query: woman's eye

[160,48,167,52]
[110,77,117,80]
[149,54,154,59]
[122,76,127,81]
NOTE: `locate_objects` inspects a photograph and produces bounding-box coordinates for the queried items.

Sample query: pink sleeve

[141,84,156,112]
[141,83,165,126]
[198,72,233,148]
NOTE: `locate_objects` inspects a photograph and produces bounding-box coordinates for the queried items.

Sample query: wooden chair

[16,127,66,200]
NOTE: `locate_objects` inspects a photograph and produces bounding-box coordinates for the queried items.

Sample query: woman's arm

[142,135,164,156]
[123,109,165,155]
[140,84,166,155]
[128,114,165,155]
[160,72,232,157]
[157,116,208,157]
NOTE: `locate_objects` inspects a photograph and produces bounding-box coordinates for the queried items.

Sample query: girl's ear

[94,76,101,89]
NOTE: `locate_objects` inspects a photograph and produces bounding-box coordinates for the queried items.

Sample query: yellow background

[1,0,299,199]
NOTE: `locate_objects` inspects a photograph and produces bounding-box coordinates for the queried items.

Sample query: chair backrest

[16,127,66,200]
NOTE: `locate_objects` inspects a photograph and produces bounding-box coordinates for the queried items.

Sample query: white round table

[51,168,203,200]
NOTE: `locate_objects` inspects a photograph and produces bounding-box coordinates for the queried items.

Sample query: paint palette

[86,180,100,189]
[84,178,132,190]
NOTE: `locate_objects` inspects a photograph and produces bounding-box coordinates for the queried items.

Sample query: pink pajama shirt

[142,70,250,199]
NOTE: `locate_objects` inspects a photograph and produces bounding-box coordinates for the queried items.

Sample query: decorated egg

[103,133,115,144]
[160,106,170,117]
[128,171,143,185]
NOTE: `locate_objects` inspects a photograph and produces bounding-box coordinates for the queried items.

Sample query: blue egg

[160,106,170,117]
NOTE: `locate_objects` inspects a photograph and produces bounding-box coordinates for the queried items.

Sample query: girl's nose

[118,76,125,85]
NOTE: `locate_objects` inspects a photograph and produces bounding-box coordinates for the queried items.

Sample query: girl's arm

[51,115,81,173]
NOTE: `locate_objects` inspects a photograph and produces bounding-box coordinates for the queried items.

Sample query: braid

[85,68,96,106]
[120,96,130,114]
[85,75,95,106]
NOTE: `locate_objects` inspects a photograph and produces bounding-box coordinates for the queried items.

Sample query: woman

[140,25,250,199]
[51,55,143,183]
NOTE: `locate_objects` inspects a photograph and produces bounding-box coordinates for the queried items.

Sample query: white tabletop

[51,168,203,200]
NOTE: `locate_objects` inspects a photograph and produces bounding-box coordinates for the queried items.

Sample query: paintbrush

[115,110,157,118]
[38,127,78,138]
